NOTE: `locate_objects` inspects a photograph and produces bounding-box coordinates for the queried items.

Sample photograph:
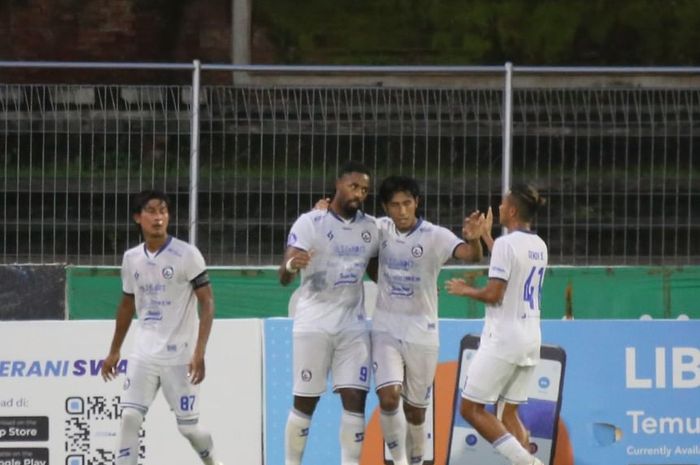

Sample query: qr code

[64,396,146,465]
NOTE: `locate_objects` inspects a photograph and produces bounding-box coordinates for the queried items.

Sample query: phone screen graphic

[447,334,566,465]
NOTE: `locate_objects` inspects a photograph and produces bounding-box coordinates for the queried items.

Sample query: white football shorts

[292,329,371,396]
[120,358,200,421]
[461,349,535,405]
[371,330,439,408]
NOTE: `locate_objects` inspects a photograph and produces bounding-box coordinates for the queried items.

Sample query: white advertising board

[0,319,262,465]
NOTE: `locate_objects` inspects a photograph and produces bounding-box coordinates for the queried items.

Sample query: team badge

[411,245,424,258]
[361,230,372,243]
[301,369,312,382]
[162,266,174,279]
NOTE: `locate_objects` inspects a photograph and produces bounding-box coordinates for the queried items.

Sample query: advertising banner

[0,320,262,465]
[264,318,700,465]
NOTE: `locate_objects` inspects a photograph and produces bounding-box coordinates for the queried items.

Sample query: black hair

[510,183,546,222]
[131,190,171,216]
[337,160,371,179]
[378,175,421,204]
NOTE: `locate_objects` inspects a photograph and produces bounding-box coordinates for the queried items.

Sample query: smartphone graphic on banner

[383,383,435,465]
[447,334,566,465]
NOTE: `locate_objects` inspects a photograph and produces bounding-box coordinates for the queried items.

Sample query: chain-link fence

[1,63,698,265]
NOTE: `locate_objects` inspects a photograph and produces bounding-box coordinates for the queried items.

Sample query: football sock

[339,410,365,465]
[285,409,311,465]
[380,407,408,465]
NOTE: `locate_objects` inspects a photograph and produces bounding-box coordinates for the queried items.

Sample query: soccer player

[372,175,485,465]
[279,161,380,465]
[445,183,548,465]
[101,190,223,465]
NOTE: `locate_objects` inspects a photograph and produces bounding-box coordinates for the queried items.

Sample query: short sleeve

[436,226,465,264]
[287,214,314,251]
[488,237,513,282]
[121,253,135,295]
[184,246,207,282]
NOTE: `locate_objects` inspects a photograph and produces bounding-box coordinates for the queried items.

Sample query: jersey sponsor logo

[144,308,163,322]
[334,271,360,286]
[385,257,413,271]
[162,266,174,279]
[361,230,372,243]
[300,369,312,382]
[390,285,414,298]
[333,244,366,257]
[411,245,423,257]
[327,231,334,241]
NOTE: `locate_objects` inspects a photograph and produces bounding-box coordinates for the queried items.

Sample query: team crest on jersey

[361,230,372,243]
[411,245,424,258]
[301,369,312,382]
[162,266,174,279]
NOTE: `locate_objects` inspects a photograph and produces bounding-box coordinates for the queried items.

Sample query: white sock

[406,422,425,465]
[493,433,534,465]
[177,420,218,465]
[285,409,311,465]
[339,410,365,465]
[116,408,143,465]
[380,408,408,465]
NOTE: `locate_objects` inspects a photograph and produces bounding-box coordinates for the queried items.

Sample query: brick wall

[0,0,233,83]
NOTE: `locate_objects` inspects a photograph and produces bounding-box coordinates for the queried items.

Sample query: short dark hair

[132,190,171,215]
[338,160,371,179]
[510,183,546,222]
[378,175,421,204]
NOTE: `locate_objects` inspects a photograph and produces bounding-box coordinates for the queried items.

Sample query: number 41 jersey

[481,230,548,366]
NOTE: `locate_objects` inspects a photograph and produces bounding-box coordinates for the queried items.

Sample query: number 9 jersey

[480,230,548,366]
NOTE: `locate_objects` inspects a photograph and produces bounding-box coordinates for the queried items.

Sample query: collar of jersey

[511,228,536,235]
[329,208,362,224]
[393,217,423,237]
[143,235,173,258]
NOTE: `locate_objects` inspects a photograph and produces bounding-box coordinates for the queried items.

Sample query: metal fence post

[189,59,201,246]
[502,61,513,198]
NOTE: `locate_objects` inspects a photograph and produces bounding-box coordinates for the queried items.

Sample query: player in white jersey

[372,176,485,465]
[101,190,223,465]
[279,161,380,465]
[446,183,548,465]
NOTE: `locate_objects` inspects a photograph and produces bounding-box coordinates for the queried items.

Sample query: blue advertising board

[264,319,700,465]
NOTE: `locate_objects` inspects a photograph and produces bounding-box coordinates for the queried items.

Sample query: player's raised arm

[453,210,484,263]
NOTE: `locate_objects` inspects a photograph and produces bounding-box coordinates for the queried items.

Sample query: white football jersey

[286,209,379,333]
[121,236,207,365]
[373,217,464,346]
[479,230,548,366]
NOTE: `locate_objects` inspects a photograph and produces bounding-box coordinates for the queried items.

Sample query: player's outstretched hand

[462,210,483,241]
[482,206,493,238]
[101,352,121,382]
[188,354,206,385]
[445,278,471,297]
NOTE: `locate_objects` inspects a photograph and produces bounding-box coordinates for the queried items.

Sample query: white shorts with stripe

[121,358,200,423]
[371,330,438,408]
[461,349,535,405]
[292,329,371,396]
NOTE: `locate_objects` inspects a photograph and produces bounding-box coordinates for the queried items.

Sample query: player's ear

[132,212,141,224]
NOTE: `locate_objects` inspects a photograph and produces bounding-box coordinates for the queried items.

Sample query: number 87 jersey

[480,230,548,367]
